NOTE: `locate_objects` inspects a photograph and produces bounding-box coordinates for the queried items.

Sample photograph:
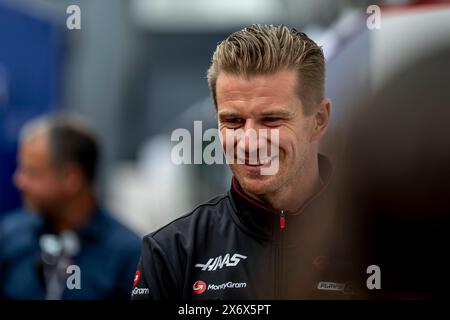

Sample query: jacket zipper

[279,210,286,229]
[275,210,285,299]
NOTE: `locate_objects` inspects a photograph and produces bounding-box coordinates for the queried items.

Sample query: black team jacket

[132,155,364,300]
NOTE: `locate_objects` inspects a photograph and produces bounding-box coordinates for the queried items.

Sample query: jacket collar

[228,154,333,241]
[34,205,106,241]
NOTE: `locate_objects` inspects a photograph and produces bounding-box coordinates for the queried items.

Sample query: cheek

[31,177,63,198]
[278,130,301,157]
[220,129,238,155]
[220,129,227,148]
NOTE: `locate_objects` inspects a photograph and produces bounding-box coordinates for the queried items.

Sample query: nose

[239,119,259,155]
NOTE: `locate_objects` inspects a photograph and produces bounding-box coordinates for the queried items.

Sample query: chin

[237,172,281,196]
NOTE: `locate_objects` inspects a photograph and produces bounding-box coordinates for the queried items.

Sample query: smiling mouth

[237,155,278,166]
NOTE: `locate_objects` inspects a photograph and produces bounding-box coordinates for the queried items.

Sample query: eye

[262,117,282,126]
[221,118,245,127]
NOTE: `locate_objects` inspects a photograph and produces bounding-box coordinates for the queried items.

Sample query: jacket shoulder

[144,194,230,245]
[0,209,40,239]
[96,209,141,249]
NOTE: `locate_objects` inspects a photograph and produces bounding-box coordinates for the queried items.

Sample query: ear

[61,163,85,195]
[310,98,331,142]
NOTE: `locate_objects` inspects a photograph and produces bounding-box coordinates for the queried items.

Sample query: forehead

[19,134,51,165]
[215,70,300,112]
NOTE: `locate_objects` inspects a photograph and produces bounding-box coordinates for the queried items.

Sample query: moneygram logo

[132,287,150,295]
[208,281,247,290]
[192,280,247,295]
[193,280,207,295]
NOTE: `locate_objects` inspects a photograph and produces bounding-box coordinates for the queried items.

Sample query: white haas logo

[195,253,247,271]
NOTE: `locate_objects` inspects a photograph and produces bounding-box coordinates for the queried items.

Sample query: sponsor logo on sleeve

[132,287,150,296]
[133,270,141,287]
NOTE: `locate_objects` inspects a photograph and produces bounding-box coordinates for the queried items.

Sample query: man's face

[216,69,319,197]
[13,135,66,215]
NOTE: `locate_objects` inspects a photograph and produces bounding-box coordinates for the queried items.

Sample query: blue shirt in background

[0,207,141,300]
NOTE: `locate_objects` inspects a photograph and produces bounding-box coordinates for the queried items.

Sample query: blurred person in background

[132,24,363,300]
[339,45,450,299]
[0,115,140,300]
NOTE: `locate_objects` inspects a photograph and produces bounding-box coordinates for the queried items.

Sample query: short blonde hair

[207,24,325,114]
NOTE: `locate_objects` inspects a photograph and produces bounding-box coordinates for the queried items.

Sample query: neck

[51,189,96,233]
[260,152,322,214]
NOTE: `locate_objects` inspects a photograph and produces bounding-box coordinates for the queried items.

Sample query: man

[0,115,140,299]
[132,24,361,300]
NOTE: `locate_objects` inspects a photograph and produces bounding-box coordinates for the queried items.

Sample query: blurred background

[1,0,449,237]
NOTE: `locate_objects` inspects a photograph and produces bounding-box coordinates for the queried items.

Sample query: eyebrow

[259,110,293,117]
[218,108,294,119]
[218,111,242,118]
